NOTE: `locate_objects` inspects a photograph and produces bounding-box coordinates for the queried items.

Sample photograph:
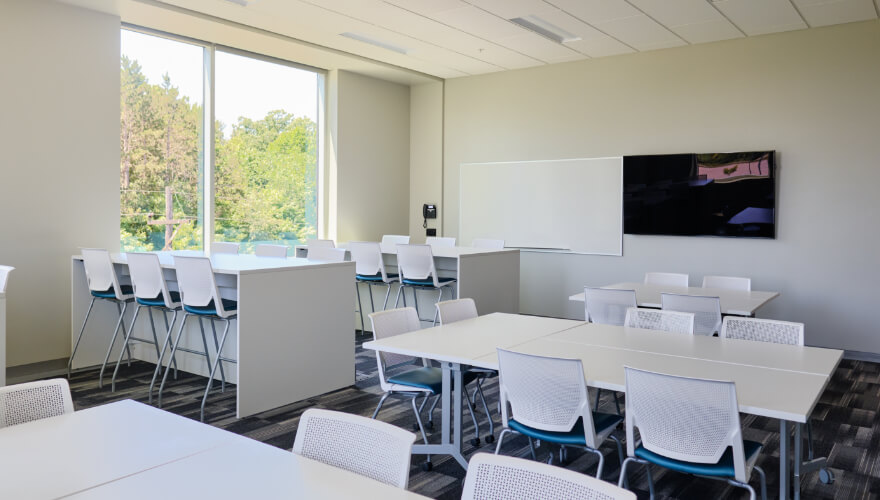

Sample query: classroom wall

[409,82,444,243]
[334,70,411,243]
[0,0,121,366]
[441,20,880,353]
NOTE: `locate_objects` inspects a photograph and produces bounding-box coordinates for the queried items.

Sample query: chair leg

[367,282,375,319]
[645,462,655,500]
[355,281,365,334]
[427,393,441,426]
[117,301,133,366]
[381,283,392,311]
[111,304,141,392]
[209,318,227,392]
[528,437,538,460]
[150,309,177,404]
[394,284,403,308]
[372,392,390,419]
[99,301,128,389]
[585,446,605,480]
[463,384,480,443]
[618,457,635,489]
[494,429,512,454]
[594,389,603,412]
[197,317,214,391]
[432,288,443,326]
[411,395,431,465]
[160,308,178,378]
[69,297,96,379]
[200,318,231,422]
[412,287,420,318]
[474,379,494,437]
[613,392,622,415]
[146,307,161,360]
[159,313,189,408]
[755,465,768,500]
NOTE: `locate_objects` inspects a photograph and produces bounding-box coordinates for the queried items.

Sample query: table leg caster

[485,435,495,444]
[819,468,835,484]
[421,461,433,472]
[470,438,481,447]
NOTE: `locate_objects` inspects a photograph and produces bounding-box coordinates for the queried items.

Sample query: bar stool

[69,249,134,388]
[158,255,237,422]
[350,241,399,333]
[394,244,456,325]
[110,253,181,396]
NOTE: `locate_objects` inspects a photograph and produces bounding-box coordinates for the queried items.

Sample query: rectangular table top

[297,243,519,259]
[73,251,353,275]
[569,281,780,316]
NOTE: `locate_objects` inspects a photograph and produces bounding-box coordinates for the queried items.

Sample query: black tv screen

[623,151,776,238]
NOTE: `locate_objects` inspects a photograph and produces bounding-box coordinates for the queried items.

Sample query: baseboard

[843,350,880,363]
[6,358,69,385]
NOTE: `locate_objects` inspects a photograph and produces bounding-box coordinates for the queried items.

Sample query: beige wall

[0,0,121,366]
[409,82,444,243]
[334,71,411,243]
[442,20,880,352]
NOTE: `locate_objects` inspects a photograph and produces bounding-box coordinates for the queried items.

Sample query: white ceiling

[72,0,880,80]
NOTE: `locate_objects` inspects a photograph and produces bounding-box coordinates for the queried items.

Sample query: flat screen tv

[623,151,776,238]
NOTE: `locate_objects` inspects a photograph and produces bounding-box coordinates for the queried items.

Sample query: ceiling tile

[463,0,558,19]
[711,0,808,35]
[593,14,687,50]
[626,0,723,27]
[382,0,468,16]
[546,0,642,24]
[792,0,877,27]
[565,37,635,57]
[495,32,584,63]
[428,5,526,41]
[671,19,744,44]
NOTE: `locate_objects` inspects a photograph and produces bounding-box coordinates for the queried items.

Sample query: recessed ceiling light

[510,15,581,44]
[339,32,410,55]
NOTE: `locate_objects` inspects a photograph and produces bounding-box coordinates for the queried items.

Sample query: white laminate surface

[298,243,518,259]
[73,251,348,275]
[548,323,843,376]
[64,439,428,500]
[568,281,779,315]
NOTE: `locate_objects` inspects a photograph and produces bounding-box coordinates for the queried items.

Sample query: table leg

[411,361,468,469]
[794,423,802,500]
[780,420,790,500]
[453,363,465,468]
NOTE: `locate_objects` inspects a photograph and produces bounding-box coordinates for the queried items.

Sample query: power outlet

[426,228,437,237]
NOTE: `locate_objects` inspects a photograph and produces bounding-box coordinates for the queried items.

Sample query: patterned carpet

[66,334,880,499]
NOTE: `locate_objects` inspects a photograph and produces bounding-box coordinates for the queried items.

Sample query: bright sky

[121,30,319,138]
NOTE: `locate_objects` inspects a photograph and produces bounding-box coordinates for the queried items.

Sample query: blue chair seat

[401,277,456,287]
[508,413,623,446]
[357,273,398,282]
[387,366,481,394]
[136,290,181,307]
[91,285,133,298]
[184,298,238,316]
[634,440,763,478]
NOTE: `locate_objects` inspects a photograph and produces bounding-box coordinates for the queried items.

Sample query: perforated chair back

[661,293,721,336]
[254,244,288,258]
[381,235,410,246]
[463,453,636,500]
[293,408,416,489]
[0,265,14,293]
[369,307,425,391]
[584,287,637,326]
[624,366,751,482]
[174,256,232,318]
[307,238,335,249]
[396,244,440,286]
[126,253,176,308]
[307,246,346,263]
[721,317,804,346]
[702,275,751,291]
[436,298,478,325]
[471,238,504,249]
[625,308,694,335]
[81,248,125,299]
[644,272,688,288]
[349,242,387,278]
[211,242,240,255]
[497,349,599,447]
[425,236,456,248]
[0,379,74,428]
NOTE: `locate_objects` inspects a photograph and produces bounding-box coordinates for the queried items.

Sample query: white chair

[394,244,456,325]
[350,242,399,333]
[307,246,346,263]
[721,316,804,346]
[618,367,767,500]
[624,307,695,335]
[494,349,624,480]
[584,287,637,326]
[69,249,134,388]
[703,275,751,291]
[0,379,74,428]
[644,272,689,288]
[159,256,237,422]
[255,244,288,258]
[0,265,13,293]
[381,235,410,246]
[425,236,456,248]
[369,307,482,471]
[111,253,181,394]
[211,241,240,254]
[464,453,636,500]
[293,408,416,489]
[471,238,504,249]
[661,293,722,336]
[307,238,335,250]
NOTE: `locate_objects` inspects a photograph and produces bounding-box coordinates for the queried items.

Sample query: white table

[569,281,779,316]
[0,290,5,386]
[296,243,521,328]
[71,252,355,418]
[364,313,842,500]
[0,400,427,500]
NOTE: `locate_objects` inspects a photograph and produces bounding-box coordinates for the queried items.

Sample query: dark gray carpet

[66,335,878,499]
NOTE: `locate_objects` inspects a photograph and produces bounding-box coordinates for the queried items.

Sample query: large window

[120,28,321,253]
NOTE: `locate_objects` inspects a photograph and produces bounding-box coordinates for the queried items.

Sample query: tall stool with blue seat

[369,307,484,471]
[69,248,134,388]
[493,348,624,479]
[109,253,181,395]
[618,366,767,499]
[350,241,399,334]
[394,244,456,325]
[157,255,237,422]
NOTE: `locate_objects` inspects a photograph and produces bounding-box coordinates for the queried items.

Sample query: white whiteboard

[459,157,622,255]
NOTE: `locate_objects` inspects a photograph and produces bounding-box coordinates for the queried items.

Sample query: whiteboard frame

[459,157,623,257]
